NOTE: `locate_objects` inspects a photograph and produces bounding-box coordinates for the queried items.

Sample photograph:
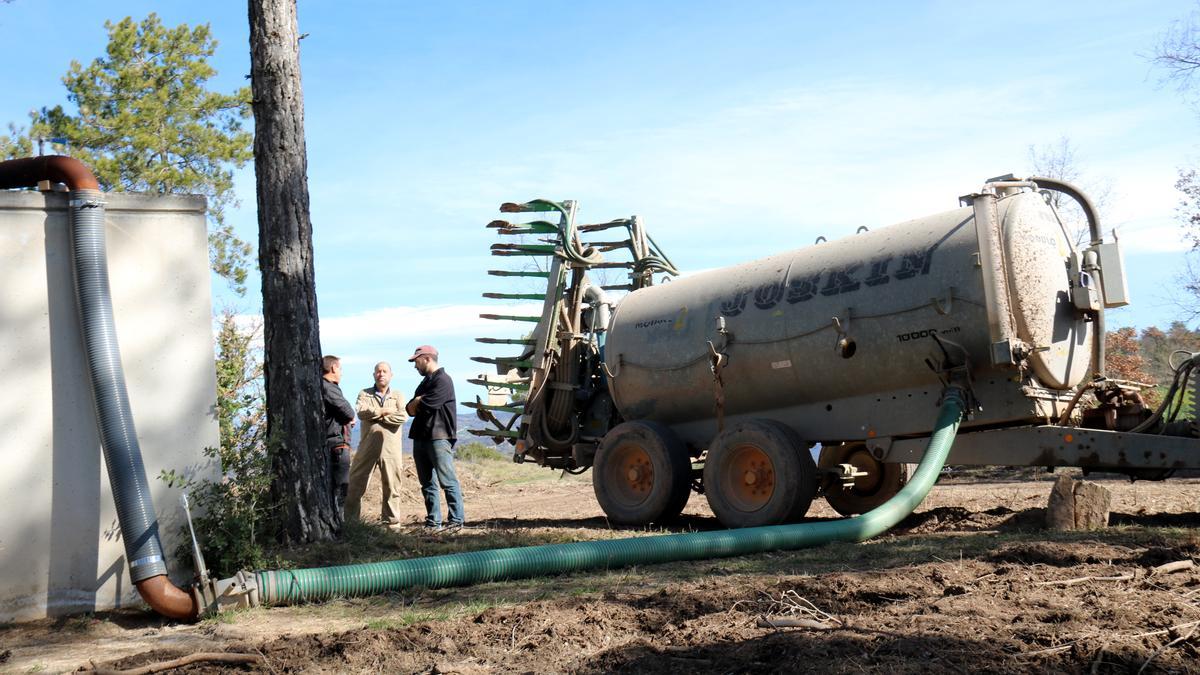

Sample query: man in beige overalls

[345,361,409,524]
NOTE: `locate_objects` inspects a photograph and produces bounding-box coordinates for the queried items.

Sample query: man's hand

[405,395,422,417]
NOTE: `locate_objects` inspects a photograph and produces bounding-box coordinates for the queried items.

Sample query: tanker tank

[603,189,1091,448]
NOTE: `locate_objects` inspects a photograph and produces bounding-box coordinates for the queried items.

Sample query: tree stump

[1046,475,1112,530]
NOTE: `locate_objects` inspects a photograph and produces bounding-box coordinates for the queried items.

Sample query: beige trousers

[344,439,404,523]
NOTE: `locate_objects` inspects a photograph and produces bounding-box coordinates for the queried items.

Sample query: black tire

[818,443,912,517]
[593,420,692,526]
[703,419,818,528]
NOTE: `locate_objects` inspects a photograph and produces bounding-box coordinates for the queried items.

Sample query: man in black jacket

[405,345,463,531]
[322,355,356,515]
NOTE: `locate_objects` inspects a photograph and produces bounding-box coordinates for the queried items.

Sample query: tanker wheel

[593,421,692,526]
[703,419,818,528]
[818,443,913,517]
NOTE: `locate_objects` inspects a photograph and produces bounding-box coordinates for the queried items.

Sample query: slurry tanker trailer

[470,175,1200,528]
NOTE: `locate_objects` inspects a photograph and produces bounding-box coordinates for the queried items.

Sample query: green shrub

[456,441,507,463]
[161,310,271,574]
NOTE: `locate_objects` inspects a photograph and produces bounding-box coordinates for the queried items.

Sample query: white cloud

[319,303,542,346]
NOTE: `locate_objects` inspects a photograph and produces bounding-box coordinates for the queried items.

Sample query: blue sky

[3,1,1199,400]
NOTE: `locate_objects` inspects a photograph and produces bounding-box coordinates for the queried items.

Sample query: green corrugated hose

[257,391,965,605]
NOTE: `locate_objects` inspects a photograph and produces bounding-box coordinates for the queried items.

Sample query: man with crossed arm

[346,361,408,525]
[406,345,464,532]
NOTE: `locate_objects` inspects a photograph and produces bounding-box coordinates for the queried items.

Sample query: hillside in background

[347,405,511,455]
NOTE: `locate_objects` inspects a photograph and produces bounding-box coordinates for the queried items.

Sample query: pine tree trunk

[248,0,338,544]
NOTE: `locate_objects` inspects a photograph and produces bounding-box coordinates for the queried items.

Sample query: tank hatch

[1000,192,1093,389]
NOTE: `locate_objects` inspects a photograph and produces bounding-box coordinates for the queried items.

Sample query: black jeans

[331,446,351,514]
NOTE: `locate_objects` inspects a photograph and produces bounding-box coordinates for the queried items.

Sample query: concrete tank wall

[0,189,220,621]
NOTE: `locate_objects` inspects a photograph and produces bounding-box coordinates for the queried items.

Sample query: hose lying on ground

[252,389,966,605]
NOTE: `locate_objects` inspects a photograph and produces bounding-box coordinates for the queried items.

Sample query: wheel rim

[845,447,883,494]
[821,443,907,517]
[722,443,775,512]
[607,442,654,506]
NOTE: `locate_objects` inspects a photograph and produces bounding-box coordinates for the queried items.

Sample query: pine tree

[249,0,338,544]
[0,14,253,294]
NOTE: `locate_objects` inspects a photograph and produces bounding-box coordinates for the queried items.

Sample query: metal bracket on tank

[864,436,892,461]
[989,338,1032,367]
[931,287,955,316]
[926,333,981,418]
[707,316,731,432]
[193,570,261,615]
[831,315,848,339]
[707,316,732,372]
[714,315,730,347]
[990,340,1017,366]
[832,312,856,358]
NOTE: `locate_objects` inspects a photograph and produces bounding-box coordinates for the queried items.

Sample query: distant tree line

[1106,322,1200,402]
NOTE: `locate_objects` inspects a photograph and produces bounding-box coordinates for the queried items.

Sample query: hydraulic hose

[254,390,965,605]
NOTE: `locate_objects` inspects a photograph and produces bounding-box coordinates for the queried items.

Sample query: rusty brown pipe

[135,576,200,620]
[0,155,100,191]
[1,156,201,621]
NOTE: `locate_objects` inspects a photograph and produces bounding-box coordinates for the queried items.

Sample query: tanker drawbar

[469,177,1200,529]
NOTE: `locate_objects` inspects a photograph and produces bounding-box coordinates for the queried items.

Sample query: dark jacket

[408,367,457,445]
[323,378,355,450]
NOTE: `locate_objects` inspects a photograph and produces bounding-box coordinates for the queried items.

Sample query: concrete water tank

[0,189,219,621]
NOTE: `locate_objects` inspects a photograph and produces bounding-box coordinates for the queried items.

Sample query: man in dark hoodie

[322,355,356,515]
[405,345,463,532]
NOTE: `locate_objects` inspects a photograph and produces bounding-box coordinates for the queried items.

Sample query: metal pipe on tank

[969,190,1017,364]
[1028,176,1102,247]
[584,281,611,334]
[0,155,100,191]
[1028,176,1107,380]
[1082,248,1107,380]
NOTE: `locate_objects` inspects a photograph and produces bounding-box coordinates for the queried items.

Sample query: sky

[3,1,1200,401]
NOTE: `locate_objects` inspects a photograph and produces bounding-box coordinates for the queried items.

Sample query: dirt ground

[3,462,1199,674]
